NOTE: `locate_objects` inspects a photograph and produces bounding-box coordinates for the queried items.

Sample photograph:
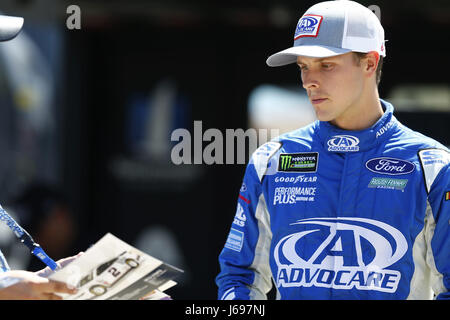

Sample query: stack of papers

[49,233,183,300]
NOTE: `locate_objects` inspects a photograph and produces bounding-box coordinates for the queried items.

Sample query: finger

[35,266,53,278]
[39,280,77,294]
[51,280,78,294]
[42,293,63,300]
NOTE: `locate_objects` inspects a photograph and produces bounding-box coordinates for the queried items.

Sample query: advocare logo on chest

[274,217,408,293]
[327,135,360,152]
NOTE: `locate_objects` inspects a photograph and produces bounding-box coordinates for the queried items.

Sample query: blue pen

[0,205,59,271]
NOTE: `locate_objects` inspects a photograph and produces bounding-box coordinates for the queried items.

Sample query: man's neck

[330,89,383,131]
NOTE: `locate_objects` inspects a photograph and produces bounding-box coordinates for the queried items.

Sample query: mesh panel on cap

[341,1,385,56]
[345,10,374,38]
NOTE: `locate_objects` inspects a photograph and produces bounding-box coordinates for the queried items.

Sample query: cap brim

[0,15,24,42]
[266,45,351,67]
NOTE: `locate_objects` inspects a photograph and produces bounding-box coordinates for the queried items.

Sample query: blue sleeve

[427,163,450,299]
[215,162,273,300]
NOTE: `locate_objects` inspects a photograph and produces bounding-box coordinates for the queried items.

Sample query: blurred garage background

[0,0,448,299]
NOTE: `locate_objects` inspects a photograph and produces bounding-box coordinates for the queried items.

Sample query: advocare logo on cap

[294,14,323,40]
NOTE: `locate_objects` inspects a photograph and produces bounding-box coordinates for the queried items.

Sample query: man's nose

[302,71,320,90]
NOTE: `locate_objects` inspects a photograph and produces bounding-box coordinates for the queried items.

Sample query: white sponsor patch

[274,217,408,293]
[327,135,360,152]
[273,187,316,204]
[274,175,318,184]
[294,14,323,40]
[225,228,244,252]
[233,203,246,227]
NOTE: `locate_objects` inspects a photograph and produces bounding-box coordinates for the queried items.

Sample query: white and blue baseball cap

[0,14,24,41]
[266,0,386,67]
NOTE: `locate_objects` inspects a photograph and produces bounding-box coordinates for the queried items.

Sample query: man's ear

[364,51,380,78]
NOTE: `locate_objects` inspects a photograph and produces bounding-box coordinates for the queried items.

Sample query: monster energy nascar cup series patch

[278,152,318,172]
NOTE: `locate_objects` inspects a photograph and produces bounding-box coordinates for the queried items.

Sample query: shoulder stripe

[250,141,282,182]
[418,148,450,194]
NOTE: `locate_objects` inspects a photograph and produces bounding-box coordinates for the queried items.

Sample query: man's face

[297,52,366,123]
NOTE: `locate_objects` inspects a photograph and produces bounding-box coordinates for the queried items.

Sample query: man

[216,0,449,300]
[0,14,78,300]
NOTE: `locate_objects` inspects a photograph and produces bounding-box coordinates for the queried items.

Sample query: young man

[0,14,79,300]
[216,1,449,300]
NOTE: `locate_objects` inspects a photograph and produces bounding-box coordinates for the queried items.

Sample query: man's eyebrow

[296,57,329,65]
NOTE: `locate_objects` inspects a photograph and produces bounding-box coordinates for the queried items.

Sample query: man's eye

[322,63,333,69]
[299,65,307,71]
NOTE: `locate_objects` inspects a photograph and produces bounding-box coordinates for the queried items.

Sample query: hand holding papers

[49,233,183,300]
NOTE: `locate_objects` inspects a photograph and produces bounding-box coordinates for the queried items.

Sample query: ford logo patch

[366,157,415,175]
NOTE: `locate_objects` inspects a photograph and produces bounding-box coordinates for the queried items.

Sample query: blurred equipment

[0,15,62,203]
[248,84,316,136]
[2,183,77,271]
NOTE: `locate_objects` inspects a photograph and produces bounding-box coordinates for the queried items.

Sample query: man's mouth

[310,97,328,105]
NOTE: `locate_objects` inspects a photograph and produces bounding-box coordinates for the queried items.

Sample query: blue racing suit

[216,99,449,299]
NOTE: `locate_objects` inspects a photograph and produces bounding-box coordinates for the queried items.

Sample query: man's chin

[314,110,334,122]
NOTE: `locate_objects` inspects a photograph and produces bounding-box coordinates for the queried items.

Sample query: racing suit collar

[318,99,397,153]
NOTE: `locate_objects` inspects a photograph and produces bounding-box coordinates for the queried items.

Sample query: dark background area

[0,0,448,299]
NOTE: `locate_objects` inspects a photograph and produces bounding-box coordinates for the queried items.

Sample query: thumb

[57,252,85,269]
[39,279,77,294]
